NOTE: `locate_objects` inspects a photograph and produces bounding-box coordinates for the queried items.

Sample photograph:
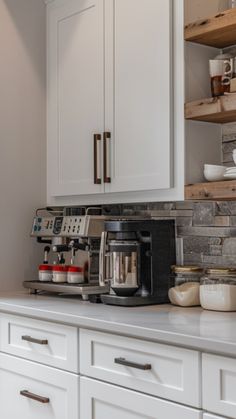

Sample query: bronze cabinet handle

[94,134,102,184]
[114,357,152,370]
[22,335,48,345]
[103,132,111,183]
[20,390,50,404]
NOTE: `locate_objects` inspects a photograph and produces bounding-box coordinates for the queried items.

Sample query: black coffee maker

[99,219,176,306]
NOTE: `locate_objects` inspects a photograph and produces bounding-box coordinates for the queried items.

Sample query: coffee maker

[99,219,176,306]
[24,213,110,299]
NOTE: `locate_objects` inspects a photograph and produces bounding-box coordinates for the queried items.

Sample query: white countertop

[0,293,236,356]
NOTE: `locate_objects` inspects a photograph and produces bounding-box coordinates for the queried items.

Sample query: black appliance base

[101,294,169,307]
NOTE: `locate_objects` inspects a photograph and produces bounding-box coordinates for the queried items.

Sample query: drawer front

[0,314,79,372]
[80,329,201,407]
[0,353,79,419]
[203,353,236,419]
[80,377,202,419]
[204,415,226,419]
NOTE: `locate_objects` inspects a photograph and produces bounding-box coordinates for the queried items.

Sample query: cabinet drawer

[0,353,79,419]
[80,329,201,407]
[0,314,79,372]
[204,415,226,419]
[203,353,236,419]
[81,377,202,419]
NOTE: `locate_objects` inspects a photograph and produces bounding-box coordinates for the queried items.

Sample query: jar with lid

[200,268,236,312]
[172,266,204,286]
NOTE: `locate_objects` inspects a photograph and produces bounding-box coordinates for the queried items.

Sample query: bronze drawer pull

[20,390,50,404]
[114,357,152,370]
[103,132,111,183]
[94,134,102,184]
[22,335,48,345]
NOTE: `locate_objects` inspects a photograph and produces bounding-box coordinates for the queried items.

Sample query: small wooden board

[185,180,236,201]
[185,8,236,48]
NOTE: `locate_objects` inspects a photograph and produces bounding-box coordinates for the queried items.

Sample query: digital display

[53,217,63,235]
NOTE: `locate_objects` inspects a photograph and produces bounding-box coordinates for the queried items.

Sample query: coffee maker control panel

[31,216,105,238]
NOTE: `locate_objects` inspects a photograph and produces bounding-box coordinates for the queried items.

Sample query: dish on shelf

[224,173,236,179]
[204,164,226,182]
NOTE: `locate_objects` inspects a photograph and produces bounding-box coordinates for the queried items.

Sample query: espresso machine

[99,219,176,306]
[24,213,110,299]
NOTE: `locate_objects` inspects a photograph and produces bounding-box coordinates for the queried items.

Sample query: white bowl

[204,165,226,182]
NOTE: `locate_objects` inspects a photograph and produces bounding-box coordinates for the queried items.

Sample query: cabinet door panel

[80,377,202,419]
[48,0,104,196]
[0,353,79,419]
[204,415,226,419]
[105,0,173,193]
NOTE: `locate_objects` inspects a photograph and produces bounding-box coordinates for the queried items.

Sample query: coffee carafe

[100,230,141,297]
[99,219,176,307]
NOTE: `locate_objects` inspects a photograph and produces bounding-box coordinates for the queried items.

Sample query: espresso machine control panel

[31,215,105,238]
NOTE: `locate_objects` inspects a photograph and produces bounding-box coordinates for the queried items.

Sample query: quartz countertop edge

[0,293,235,357]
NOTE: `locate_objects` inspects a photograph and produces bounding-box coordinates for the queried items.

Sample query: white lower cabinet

[0,353,79,419]
[80,377,202,419]
[203,354,236,419]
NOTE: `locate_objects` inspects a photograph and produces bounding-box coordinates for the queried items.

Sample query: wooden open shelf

[185,8,236,48]
[185,94,236,124]
[185,180,236,201]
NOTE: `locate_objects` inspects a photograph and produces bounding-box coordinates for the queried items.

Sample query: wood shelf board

[185,180,236,201]
[185,8,236,48]
[185,94,236,124]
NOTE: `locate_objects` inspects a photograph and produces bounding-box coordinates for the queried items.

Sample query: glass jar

[172,266,204,286]
[200,268,236,312]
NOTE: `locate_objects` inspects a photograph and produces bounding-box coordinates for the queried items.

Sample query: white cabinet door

[105,0,173,193]
[48,0,105,197]
[202,354,236,419]
[80,377,202,419]
[0,353,79,419]
[204,415,226,419]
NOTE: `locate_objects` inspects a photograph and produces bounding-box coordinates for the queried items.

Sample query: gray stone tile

[202,255,236,267]
[209,245,222,256]
[175,201,194,210]
[193,203,215,226]
[178,226,236,237]
[183,237,210,254]
[222,141,236,154]
[215,202,236,216]
[214,216,230,226]
[184,253,203,264]
[222,122,236,137]
[222,238,236,255]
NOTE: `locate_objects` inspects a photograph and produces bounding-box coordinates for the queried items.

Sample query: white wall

[0,0,46,291]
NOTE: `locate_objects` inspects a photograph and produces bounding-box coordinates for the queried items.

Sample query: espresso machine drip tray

[23,281,109,300]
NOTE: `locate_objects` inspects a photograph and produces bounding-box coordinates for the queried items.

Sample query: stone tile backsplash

[97,123,236,268]
[102,201,236,267]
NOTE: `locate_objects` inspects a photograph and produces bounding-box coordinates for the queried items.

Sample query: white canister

[200,268,236,312]
[52,265,68,283]
[38,265,53,282]
[67,266,84,284]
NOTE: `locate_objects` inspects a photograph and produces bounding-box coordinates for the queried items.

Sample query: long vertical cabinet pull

[94,134,102,184]
[103,132,111,183]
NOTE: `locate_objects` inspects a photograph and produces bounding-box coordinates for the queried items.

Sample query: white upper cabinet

[104,0,173,193]
[47,0,184,204]
[48,0,105,196]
